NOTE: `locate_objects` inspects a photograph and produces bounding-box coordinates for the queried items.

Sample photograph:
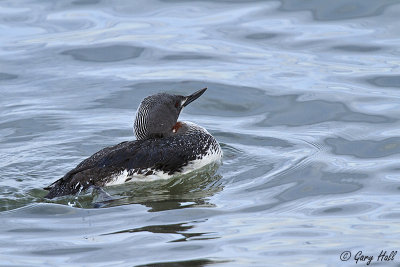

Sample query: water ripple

[1,0,400,265]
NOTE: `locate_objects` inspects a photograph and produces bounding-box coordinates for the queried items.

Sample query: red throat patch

[172,122,183,133]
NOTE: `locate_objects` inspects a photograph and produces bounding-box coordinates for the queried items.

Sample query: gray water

[1,0,400,266]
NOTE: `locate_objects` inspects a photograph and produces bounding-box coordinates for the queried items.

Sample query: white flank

[104,147,222,186]
[180,146,223,174]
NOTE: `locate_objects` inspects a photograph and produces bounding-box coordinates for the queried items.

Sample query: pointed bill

[182,87,207,107]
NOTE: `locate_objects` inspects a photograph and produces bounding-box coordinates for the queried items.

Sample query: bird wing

[44,133,210,198]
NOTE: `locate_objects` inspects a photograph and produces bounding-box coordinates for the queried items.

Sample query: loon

[44,87,222,199]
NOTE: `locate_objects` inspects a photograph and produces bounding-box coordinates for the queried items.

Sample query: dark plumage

[44,88,222,198]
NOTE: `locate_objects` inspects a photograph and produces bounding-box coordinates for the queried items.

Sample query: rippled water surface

[1,0,400,266]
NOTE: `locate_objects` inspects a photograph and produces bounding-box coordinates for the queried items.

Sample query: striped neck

[134,100,150,140]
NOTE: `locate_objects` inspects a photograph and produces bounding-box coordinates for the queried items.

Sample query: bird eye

[175,101,179,108]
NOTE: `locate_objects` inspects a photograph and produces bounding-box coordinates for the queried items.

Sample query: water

[1,0,400,266]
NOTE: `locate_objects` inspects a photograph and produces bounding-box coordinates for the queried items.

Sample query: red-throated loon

[44,88,222,198]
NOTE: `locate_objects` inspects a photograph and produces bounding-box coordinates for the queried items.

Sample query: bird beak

[182,87,207,107]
